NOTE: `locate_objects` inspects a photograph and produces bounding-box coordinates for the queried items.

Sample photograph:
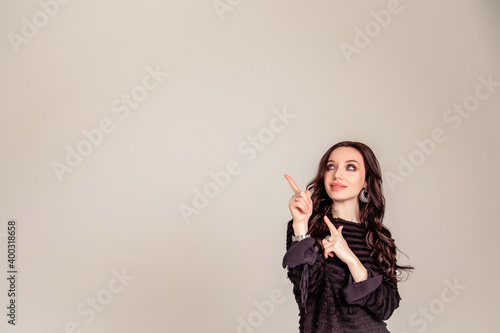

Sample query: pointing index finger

[324,215,339,235]
[284,174,301,194]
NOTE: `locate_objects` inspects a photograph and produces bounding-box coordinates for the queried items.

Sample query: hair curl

[305,141,413,282]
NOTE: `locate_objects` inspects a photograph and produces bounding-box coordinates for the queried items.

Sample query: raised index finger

[324,215,339,235]
[284,174,301,194]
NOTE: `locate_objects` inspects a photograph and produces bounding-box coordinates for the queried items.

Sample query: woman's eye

[327,164,356,170]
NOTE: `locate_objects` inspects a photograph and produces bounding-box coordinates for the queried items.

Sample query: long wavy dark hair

[305,141,413,282]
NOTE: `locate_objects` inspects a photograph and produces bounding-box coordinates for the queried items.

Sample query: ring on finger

[324,235,331,242]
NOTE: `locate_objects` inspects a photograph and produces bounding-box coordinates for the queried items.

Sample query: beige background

[1,0,499,332]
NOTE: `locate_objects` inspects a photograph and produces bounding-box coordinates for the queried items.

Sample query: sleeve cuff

[282,237,316,268]
[342,267,383,304]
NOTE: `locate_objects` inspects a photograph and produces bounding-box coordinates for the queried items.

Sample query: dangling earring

[359,187,370,203]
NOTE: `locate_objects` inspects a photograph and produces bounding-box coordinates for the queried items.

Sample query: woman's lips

[331,186,346,191]
[330,184,347,191]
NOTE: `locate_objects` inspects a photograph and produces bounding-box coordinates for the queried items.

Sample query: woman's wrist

[347,258,368,282]
[292,221,308,237]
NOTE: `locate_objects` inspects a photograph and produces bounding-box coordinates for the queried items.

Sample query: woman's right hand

[284,174,313,227]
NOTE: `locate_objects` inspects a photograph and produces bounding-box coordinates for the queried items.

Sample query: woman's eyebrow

[327,159,359,164]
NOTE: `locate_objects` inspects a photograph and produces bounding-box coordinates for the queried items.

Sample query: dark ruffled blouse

[282,214,401,333]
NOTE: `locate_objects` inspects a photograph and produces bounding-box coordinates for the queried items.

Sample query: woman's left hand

[321,215,357,264]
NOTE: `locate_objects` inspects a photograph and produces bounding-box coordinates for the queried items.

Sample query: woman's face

[323,147,367,203]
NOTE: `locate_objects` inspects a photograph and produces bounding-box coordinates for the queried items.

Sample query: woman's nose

[333,170,343,180]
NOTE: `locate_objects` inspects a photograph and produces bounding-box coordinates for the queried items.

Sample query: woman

[282,141,413,333]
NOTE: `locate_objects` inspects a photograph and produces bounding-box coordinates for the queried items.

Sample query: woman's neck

[331,200,360,223]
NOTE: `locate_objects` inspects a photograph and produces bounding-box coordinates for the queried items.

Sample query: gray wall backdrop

[1,0,499,332]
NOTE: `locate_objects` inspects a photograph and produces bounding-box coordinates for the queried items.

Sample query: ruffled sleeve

[342,267,383,303]
[342,267,401,320]
[282,237,316,268]
[282,220,324,309]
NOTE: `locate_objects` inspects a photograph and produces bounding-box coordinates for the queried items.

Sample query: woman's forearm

[346,257,368,282]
